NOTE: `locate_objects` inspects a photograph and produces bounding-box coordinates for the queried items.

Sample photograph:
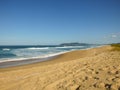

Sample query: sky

[0,0,120,45]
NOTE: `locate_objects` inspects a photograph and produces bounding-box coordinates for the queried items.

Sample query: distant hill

[59,42,91,46]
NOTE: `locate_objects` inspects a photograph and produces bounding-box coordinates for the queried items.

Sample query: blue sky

[0,0,120,45]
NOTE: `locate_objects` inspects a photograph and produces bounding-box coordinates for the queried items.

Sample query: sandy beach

[0,45,120,90]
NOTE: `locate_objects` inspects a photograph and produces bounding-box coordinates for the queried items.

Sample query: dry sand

[0,45,120,90]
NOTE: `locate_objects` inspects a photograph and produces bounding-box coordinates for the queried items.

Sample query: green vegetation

[111,43,120,51]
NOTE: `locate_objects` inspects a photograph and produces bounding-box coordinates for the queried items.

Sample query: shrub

[111,44,120,51]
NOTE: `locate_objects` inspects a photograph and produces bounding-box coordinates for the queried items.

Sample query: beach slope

[0,45,120,90]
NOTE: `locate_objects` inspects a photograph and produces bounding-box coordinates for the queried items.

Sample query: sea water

[0,45,100,63]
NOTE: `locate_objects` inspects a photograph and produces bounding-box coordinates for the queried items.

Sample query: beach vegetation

[111,43,120,51]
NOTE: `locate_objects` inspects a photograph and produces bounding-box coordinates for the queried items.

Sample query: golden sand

[0,46,120,90]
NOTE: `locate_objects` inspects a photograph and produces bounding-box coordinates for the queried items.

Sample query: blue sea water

[0,45,100,63]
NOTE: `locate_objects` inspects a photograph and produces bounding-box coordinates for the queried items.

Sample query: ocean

[0,44,100,63]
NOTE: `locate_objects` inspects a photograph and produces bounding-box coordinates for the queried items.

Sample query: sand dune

[0,46,120,90]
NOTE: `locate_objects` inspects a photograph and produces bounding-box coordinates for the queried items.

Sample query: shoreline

[0,45,104,68]
[0,55,58,68]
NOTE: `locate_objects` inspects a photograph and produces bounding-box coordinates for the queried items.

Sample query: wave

[0,51,69,63]
[0,57,29,63]
[2,48,10,51]
[36,51,69,58]
[0,53,16,58]
[55,46,85,49]
[27,47,49,50]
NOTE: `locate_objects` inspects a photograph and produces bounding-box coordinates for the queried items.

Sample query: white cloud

[102,32,120,44]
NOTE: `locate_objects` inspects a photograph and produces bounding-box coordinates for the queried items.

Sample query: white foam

[56,46,84,49]
[27,47,49,50]
[0,58,29,63]
[36,51,69,58]
[0,51,69,63]
[2,48,10,51]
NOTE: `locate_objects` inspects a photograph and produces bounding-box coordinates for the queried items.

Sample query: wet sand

[0,45,120,90]
[0,56,57,68]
